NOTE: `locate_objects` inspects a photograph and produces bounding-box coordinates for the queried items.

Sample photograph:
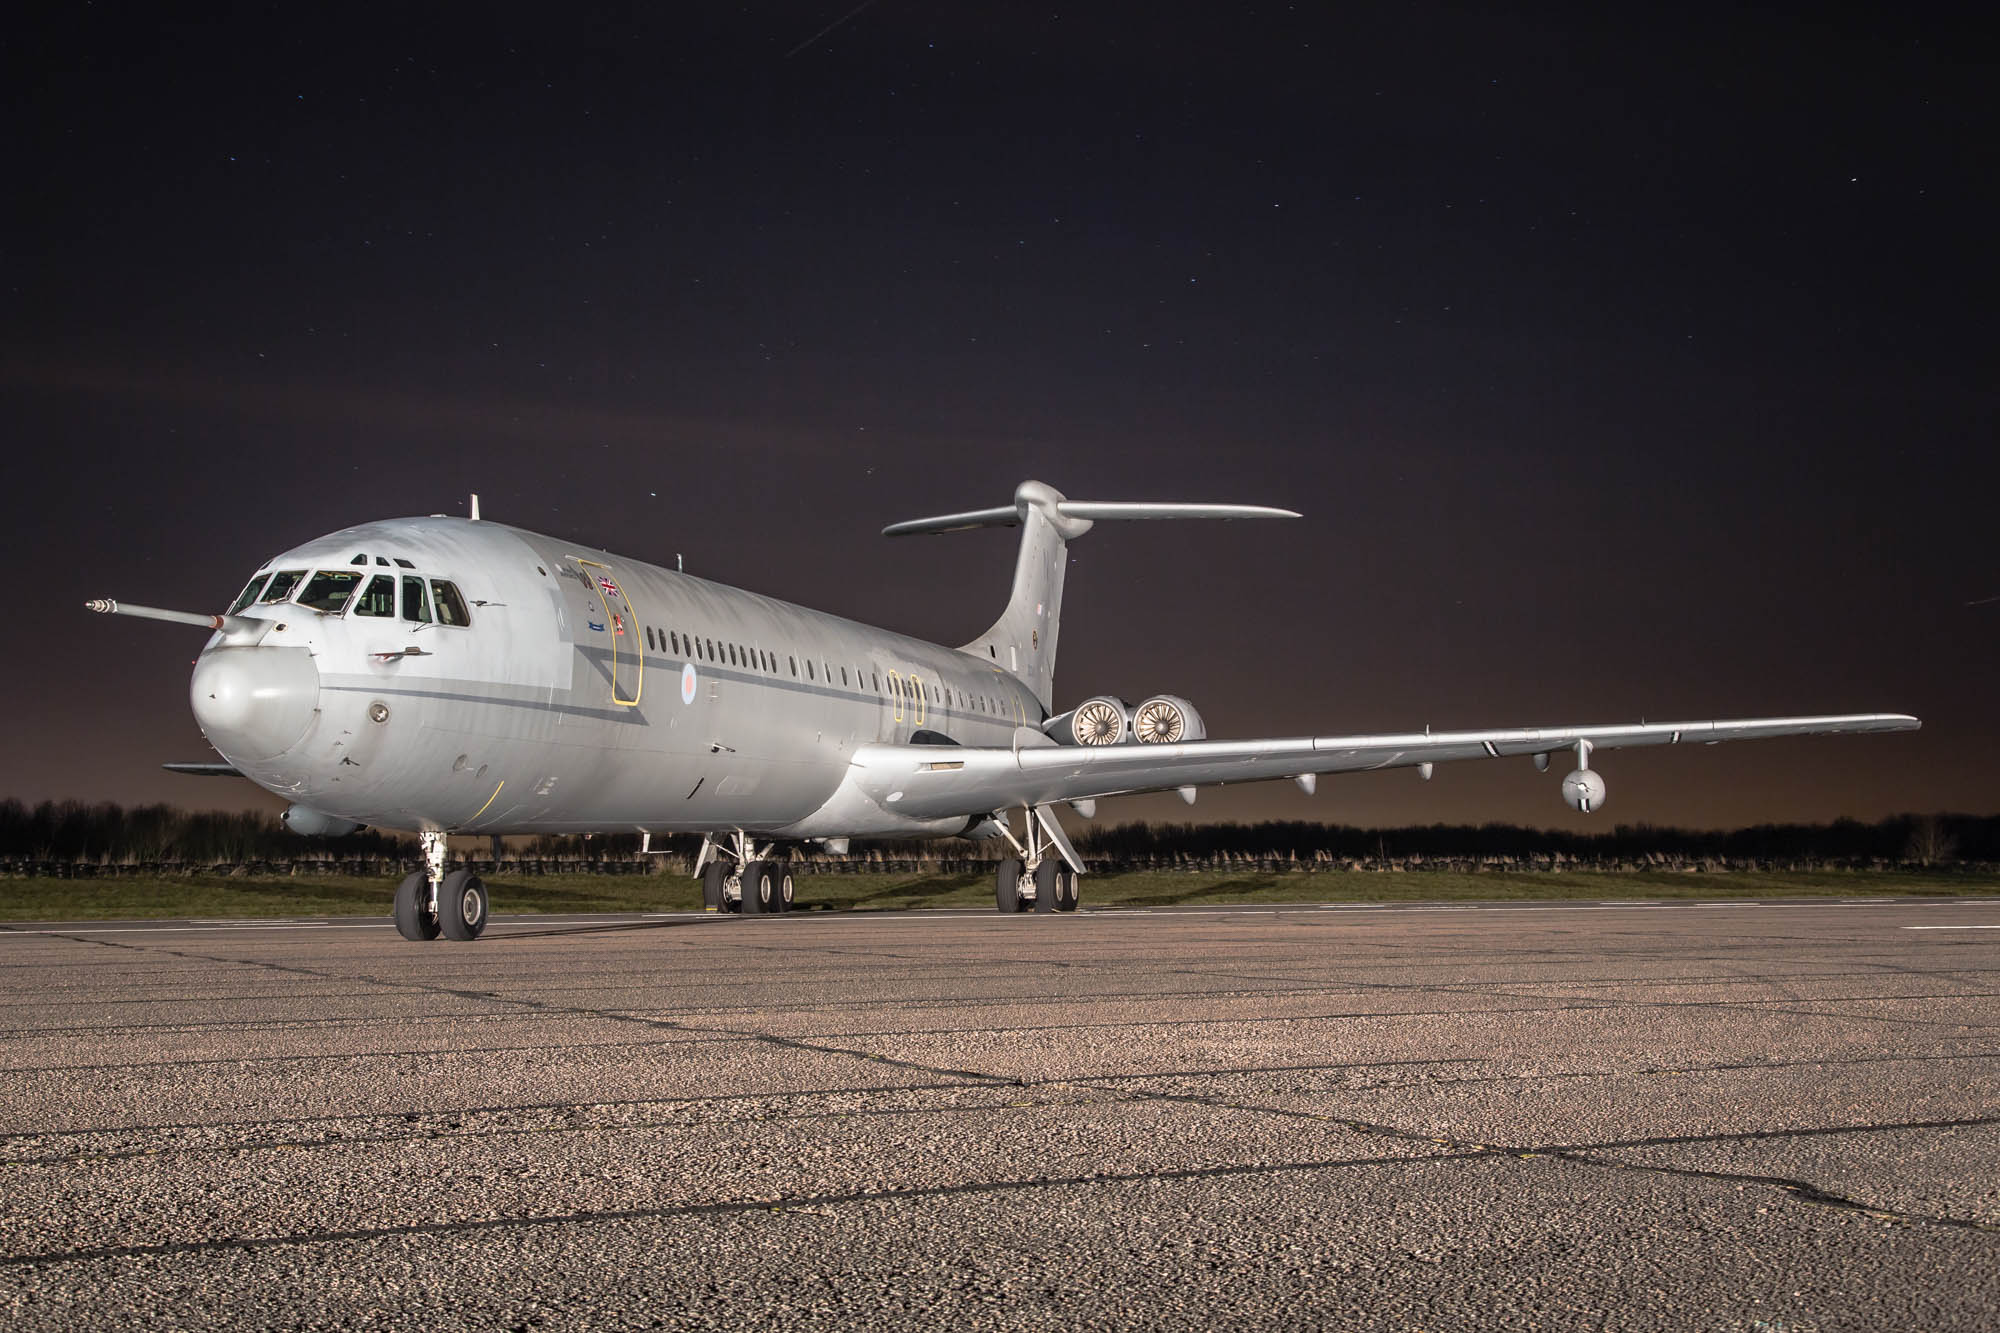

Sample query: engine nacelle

[281,804,362,838]
[1561,769,1606,814]
[1133,694,1206,744]
[1056,695,1132,746]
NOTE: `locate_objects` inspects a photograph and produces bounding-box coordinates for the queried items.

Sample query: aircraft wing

[847,713,1920,820]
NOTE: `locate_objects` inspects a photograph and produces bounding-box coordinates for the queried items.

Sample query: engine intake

[1133,694,1205,744]
[1062,695,1132,746]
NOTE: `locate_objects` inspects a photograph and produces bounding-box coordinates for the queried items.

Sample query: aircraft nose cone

[190,647,320,762]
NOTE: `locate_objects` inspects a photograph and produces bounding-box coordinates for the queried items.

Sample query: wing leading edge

[843,713,1920,820]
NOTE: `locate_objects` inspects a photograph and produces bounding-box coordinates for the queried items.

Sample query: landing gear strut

[991,807,1081,915]
[697,831,793,916]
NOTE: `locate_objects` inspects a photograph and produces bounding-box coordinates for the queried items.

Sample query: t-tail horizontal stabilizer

[882,480,1297,712]
[881,496,1299,537]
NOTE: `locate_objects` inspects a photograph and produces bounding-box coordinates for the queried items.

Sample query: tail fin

[884,480,1298,712]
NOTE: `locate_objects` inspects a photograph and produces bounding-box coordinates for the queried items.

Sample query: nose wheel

[438,869,488,940]
[393,871,440,941]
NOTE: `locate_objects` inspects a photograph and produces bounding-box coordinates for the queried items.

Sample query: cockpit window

[402,576,431,623]
[261,570,307,603]
[229,574,270,614]
[430,580,471,627]
[298,570,364,613]
[354,574,396,617]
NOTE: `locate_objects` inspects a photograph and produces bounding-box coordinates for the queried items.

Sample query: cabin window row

[634,623,1009,715]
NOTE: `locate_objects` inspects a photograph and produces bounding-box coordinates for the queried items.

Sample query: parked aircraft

[88,481,1918,938]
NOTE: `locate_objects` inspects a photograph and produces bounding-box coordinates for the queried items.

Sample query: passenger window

[670,631,680,654]
[298,570,364,613]
[402,576,432,623]
[355,575,396,617]
[729,644,738,666]
[261,570,306,603]
[840,666,849,686]
[230,573,270,614]
[808,660,816,680]
[872,672,880,693]
[646,627,656,651]
[789,655,797,676]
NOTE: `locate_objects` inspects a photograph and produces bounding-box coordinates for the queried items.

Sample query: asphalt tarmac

[2,898,1996,1330]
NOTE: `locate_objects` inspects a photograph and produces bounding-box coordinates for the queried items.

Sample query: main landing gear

[395,829,489,942]
[991,808,1081,914]
[699,831,795,916]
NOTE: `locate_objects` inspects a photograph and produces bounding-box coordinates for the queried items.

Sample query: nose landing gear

[393,829,488,942]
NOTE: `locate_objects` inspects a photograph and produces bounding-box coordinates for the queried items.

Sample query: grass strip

[1,868,1994,921]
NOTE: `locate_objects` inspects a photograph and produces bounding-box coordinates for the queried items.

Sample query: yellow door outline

[909,672,927,727]
[577,558,642,707]
[887,670,904,723]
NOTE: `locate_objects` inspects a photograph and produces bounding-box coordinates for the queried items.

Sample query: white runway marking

[1901,924,2000,930]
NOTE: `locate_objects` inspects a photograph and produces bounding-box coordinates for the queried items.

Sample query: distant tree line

[0,800,1992,874]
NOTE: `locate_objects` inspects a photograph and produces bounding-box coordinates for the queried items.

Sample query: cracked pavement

[2,898,1997,1329]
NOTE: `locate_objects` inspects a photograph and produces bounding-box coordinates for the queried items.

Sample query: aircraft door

[576,559,642,706]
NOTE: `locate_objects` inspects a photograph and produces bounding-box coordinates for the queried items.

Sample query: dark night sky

[5,3,1993,829]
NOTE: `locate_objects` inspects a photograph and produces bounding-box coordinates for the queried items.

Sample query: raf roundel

[680,662,698,705]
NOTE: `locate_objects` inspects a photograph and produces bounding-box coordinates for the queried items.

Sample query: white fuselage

[194,517,1043,838]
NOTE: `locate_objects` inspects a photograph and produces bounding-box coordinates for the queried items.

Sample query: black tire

[774,865,795,914]
[1033,859,1060,913]
[741,861,770,915]
[1056,866,1080,911]
[438,869,488,941]
[995,858,1024,914]
[702,862,726,912]
[393,871,440,941]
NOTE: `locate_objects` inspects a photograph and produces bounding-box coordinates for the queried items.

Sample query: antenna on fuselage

[470,493,482,521]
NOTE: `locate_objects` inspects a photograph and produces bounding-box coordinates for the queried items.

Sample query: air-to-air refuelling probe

[88,480,1918,940]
